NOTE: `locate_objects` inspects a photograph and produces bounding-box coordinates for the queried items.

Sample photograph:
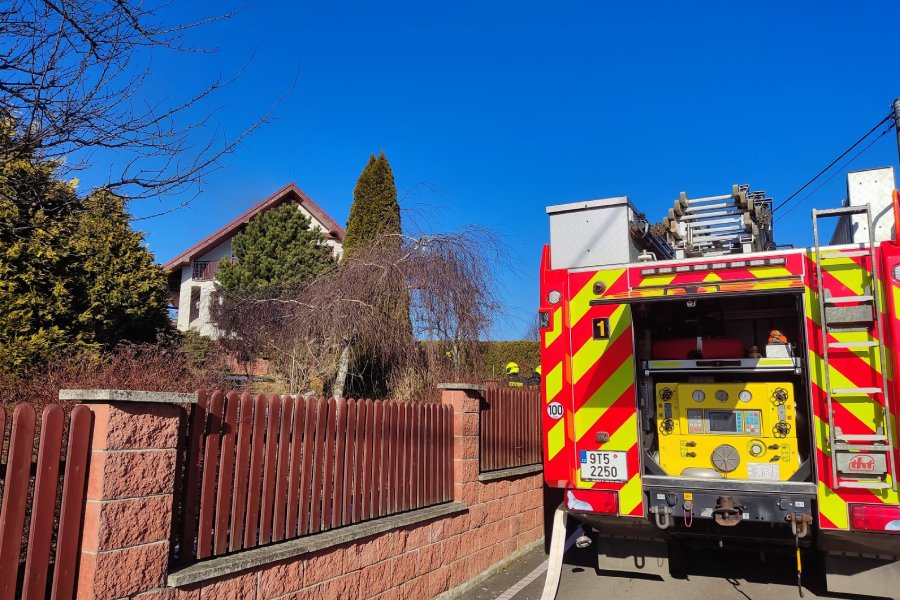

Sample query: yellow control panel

[655,382,799,481]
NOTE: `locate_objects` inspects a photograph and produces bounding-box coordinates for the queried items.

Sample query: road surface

[461,539,894,600]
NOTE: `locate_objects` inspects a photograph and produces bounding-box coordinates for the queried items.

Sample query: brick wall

[70,386,544,600]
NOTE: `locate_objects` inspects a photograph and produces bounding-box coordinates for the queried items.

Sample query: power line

[772,112,895,215]
[773,124,894,222]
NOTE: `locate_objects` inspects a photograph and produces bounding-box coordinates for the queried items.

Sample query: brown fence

[479,387,542,473]
[174,392,453,564]
[0,404,92,600]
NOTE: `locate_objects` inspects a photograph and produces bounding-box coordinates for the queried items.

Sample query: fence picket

[298,397,316,535]
[386,403,397,515]
[321,398,337,530]
[332,399,348,528]
[273,396,293,542]
[229,393,254,552]
[50,405,91,600]
[259,395,281,545]
[286,397,305,537]
[179,391,207,564]
[341,400,357,526]
[311,398,330,533]
[445,404,453,501]
[212,393,240,555]
[373,401,385,518]
[0,404,36,600]
[21,405,64,600]
[244,394,267,547]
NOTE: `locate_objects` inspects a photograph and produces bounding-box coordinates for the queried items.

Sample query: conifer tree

[70,190,172,348]
[216,203,336,292]
[0,122,172,369]
[343,153,402,256]
[338,153,412,397]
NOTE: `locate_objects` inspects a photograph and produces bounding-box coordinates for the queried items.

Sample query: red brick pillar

[438,383,485,506]
[61,390,197,600]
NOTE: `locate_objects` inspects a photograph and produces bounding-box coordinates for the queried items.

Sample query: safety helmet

[534,365,542,376]
[768,330,788,345]
[505,362,520,375]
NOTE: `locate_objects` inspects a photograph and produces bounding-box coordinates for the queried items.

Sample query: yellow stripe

[618,472,643,515]
[547,418,566,461]
[600,414,641,513]
[571,304,630,384]
[817,481,848,529]
[819,256,870,298]
[893,285,900,320]
[748,266,793,279]
[637,273,676,288]
[814,414,899,505]
[808,350,882,430]
[545,362,563,402]
[544,307,563,347]
[574,358,635,440]
[569,269,625,326]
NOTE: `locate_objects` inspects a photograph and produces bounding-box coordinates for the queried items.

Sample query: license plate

[580,450,628,482]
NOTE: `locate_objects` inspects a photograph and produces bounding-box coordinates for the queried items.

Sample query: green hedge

[478,341,540,378]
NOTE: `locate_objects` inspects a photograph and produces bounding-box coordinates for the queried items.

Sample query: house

[163,183,345,338]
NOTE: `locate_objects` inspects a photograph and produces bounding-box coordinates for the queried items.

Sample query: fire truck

[538,167,900,598]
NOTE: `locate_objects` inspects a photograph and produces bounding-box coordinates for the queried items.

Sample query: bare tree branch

[212,227,505,398]
[0,0,273,202]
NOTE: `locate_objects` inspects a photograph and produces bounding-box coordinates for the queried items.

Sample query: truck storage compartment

[652,337,745,360]
[630,292,814,484]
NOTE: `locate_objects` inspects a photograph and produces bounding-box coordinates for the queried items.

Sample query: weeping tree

[212,227,503,399]
[336,153,412,398]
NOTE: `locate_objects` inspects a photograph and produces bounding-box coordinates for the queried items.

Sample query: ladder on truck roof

[812,205,897,491]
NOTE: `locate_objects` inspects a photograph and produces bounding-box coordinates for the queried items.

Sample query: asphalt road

[461,540,895,600]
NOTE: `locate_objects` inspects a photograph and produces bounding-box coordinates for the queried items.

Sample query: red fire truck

[538,168,899,598]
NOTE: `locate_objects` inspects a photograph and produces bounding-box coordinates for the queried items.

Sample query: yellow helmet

[534,365,542,376]
[505,362,520,375]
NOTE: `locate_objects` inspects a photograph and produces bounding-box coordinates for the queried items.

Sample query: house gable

[162,182,344,273]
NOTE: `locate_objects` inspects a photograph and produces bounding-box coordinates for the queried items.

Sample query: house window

[189,286,201,323]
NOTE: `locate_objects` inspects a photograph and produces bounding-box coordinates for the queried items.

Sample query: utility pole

[894,98,900,164]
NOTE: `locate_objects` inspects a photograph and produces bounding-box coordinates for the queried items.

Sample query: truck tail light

[565,489,618,514]
[849,504,900,533]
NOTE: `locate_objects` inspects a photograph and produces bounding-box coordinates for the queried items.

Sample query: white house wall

[172,205,343,339]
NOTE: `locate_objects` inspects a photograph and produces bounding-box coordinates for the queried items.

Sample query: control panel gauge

[654,382,799,482]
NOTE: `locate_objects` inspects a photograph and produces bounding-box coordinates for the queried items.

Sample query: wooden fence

[479,387,542,472]
[174,392,453,564]
[0,404,92,600]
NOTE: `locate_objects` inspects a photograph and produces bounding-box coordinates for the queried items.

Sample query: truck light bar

[641,257,787,277]
[849,503,900,533]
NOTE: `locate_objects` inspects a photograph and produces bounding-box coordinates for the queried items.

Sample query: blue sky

[114,1,899,339]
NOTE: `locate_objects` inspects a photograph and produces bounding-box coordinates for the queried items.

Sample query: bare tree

[212,227,504,400]
[0,0,270,200]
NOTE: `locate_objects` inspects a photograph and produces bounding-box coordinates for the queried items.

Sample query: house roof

[162,183,345,272]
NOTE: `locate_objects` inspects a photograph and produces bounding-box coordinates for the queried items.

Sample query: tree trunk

[333,345,351,399]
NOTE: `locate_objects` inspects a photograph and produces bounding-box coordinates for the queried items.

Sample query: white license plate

[580,450,628,482]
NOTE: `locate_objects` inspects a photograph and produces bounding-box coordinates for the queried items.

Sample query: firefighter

[524,365,542,386]
[505,362,523,387]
